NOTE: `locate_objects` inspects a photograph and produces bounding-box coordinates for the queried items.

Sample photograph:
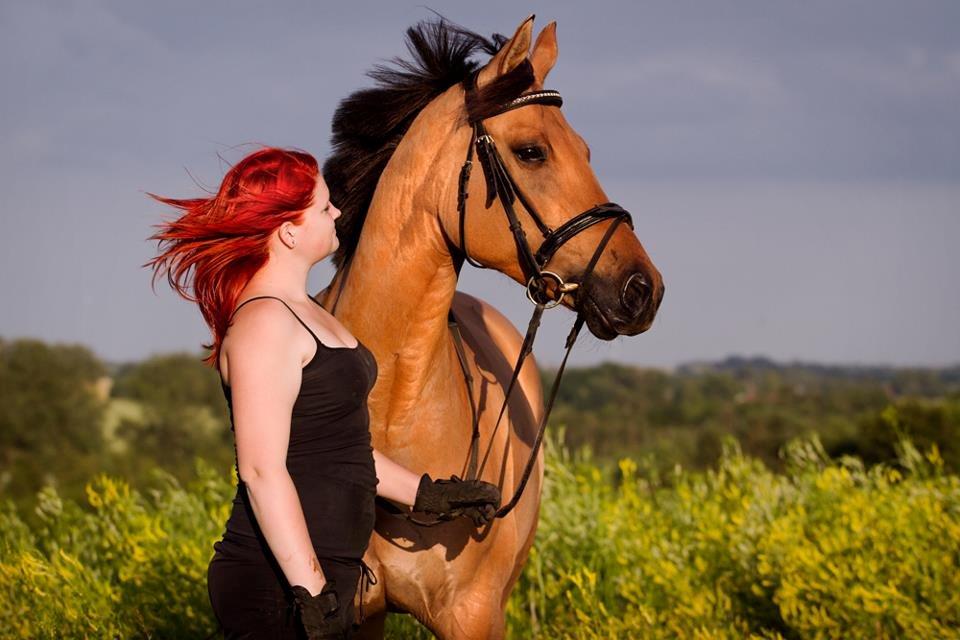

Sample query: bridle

[456,71,632,314]
[448,68,633,521]
[331,67,634,525]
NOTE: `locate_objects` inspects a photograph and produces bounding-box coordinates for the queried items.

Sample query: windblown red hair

[146,147,319,368]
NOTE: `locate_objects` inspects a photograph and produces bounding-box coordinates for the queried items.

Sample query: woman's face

[296,176,342,261]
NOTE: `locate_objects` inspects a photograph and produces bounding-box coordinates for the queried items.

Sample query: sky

[1,0,958,370]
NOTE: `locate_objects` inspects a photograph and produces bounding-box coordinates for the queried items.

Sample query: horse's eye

[513,145,546,163]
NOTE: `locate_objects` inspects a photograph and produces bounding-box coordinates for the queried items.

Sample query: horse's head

[436,16,664,339]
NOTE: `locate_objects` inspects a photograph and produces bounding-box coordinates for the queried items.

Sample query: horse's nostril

[620,273,651,318]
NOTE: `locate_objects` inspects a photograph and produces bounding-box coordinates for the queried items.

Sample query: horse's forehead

[488,104,576,140]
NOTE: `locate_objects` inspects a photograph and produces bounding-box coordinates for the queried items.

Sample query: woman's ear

[278,221,297,249]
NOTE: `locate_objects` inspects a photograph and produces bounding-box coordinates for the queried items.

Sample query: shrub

[2,433,958,639]
[0,462,231,638]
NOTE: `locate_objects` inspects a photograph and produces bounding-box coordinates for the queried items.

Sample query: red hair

[146,147,319,368]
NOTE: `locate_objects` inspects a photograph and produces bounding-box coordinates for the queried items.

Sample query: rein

[330,68,633,526]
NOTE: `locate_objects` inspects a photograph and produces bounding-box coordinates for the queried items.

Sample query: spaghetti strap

[229,296,322,345]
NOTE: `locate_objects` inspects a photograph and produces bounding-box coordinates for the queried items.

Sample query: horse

[316,15,664,639]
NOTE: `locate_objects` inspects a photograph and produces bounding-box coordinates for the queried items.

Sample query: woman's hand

[291,580,350,640]
[412,473,501,526]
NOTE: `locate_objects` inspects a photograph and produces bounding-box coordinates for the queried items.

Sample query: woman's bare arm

[227,301,326,595]
[371,449,420,506]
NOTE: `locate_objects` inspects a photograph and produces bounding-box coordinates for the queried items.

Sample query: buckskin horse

[316,15,664,639]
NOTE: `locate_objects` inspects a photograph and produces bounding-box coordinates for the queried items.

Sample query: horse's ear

[530,21,558,85]
[476,15,535,89]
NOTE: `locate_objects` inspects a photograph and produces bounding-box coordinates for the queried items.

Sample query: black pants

[207,537,361,639]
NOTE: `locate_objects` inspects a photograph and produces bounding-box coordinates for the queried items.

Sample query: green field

[2,430,957,639]
[3,339,958,637]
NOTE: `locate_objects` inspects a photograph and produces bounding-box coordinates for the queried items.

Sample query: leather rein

[331,69,633,526]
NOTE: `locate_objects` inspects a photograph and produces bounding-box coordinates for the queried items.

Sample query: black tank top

[218,295,379,559]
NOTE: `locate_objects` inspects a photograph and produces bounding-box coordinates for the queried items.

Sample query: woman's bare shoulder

[220,299,305,380]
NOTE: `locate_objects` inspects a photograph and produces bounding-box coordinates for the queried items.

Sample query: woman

[147,147,501,639]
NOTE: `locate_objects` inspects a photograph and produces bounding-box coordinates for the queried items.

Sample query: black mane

[322,18,510,269]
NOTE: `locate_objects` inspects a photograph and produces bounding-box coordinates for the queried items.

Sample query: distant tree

[854,398,960,469]
[112,352,226,410]
[541,358,960,473]
[0,338,107,502]
[111,353,232,479]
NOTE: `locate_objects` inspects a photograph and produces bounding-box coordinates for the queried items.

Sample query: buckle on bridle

[526,271,578,309]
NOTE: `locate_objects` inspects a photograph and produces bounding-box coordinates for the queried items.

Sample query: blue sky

[1,1,958,368]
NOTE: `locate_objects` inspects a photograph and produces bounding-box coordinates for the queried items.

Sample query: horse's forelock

[464,59,536,123]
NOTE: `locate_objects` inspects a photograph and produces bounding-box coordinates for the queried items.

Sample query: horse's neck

[328,91,471,445]
[333,176,461,441]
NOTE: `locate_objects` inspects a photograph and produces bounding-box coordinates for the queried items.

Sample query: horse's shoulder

[451,291,544,414]
[451,290,518,351]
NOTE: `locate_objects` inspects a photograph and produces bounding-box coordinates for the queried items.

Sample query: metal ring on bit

[526,271,577,309]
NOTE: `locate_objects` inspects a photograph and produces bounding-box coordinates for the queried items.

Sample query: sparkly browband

[498,90,563,114]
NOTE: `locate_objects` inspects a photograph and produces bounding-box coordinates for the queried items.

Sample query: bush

[0,339,108,505]
[493,431,960,639]
[111,353,233,483]
[0,462,231,638]
[2,434,958,639]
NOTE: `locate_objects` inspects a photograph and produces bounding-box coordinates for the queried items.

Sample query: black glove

[412,473,501,527]
[291,580,349,640]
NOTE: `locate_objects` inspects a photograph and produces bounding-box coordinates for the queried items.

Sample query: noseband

[456,71,634,311]
[402,70,634,524]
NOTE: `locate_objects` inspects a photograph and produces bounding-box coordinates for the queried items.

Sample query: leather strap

[335,69,633,526]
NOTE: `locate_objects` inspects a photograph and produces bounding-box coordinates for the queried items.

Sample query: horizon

[5,332,957,375]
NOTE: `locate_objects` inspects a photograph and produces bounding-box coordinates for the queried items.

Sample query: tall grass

[502,433,960,639]
[2,432,958,639]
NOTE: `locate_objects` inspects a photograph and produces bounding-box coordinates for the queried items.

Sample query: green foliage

[0,341,237,511]
[110,352,233,483]
[388,431,960,639]
[0,339,108,504]
[111,352,225,410]
[542,360,960,474]
[4,435,957,639]
[756,441,959,639]
[5,333,955,508]
[508,431,959,639]
[850,397,960,469]
[0,461,232,638]
[2,337,958,637]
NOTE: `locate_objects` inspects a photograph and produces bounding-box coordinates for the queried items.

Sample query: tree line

[542,357,960,474]
[2,337,958,514]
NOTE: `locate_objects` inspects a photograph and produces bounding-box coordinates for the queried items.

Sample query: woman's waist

[221,475,377,557]
[213,532,371,568]
[286,428,374,457]
[285,437,374,457]
[232,464,378,501]
[285,452,377,486]
[290,402,370,425]
[223,460,377,515]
